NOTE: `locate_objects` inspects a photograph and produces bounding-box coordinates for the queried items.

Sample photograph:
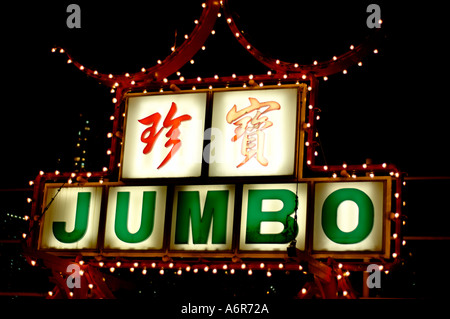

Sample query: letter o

[322,188,374,244]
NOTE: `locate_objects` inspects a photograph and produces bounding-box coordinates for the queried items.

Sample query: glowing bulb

[301,288,307,294]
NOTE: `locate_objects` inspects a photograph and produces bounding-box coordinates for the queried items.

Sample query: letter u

[114,191,156,243]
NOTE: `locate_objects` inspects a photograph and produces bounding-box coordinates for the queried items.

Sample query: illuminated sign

[239,183,307,252]
[312,181,386,254]
[122,92,207,178]
[120,86,305,179]
[103,186,167,250]
[209,88,299,177]
[170,185,235,251]
[38,179,390,258]
[39,187,103,250]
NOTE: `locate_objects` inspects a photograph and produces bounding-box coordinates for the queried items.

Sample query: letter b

[246,189,298,244]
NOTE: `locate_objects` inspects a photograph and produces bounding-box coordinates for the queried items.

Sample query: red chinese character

[138,102,192,169]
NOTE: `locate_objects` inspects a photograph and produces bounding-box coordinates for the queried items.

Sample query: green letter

[53,192,91,243]
[175,191,228,244]
[115,191,156,243]
[245,189,297,244]
[322,188,374,244]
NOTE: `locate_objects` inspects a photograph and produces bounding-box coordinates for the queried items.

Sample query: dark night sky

[1,0,449,188]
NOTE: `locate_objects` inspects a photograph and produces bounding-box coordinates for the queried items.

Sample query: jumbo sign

[38,179,390,258]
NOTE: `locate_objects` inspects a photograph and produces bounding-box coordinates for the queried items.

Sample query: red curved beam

[222,0,383,77]
[54,0,221,89]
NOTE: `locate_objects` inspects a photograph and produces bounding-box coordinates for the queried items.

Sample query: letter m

[175,191,228,244]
